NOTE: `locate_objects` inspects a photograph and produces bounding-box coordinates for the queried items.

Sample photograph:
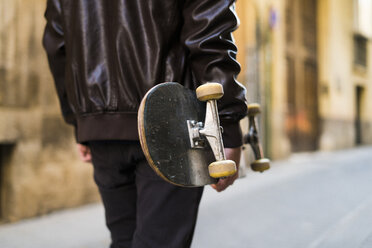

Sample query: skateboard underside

[138,82,217,187]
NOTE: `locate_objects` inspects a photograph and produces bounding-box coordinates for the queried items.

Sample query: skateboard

[244,104,270,172]
[138,82,269,187]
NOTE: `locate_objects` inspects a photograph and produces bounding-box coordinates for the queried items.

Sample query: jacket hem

[76,113,139,143]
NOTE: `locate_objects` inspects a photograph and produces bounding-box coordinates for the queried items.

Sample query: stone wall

[0,0,99,222]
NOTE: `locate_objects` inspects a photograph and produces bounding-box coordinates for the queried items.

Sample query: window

[353,34,368,68]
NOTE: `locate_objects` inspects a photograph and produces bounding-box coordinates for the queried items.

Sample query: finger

[212,178,229,192]
[211,172,239,192]
[77,145,92,163]
[211,183,222,192]
[82,154,91,162]
[81,146,89,155]
[80,152,89,162]
[85,153,92,162]
[82,148,92,162]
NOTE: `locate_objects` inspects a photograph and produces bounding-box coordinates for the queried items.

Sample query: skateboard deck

[138,82,217,187]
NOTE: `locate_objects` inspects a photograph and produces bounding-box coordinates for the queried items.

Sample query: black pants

[89,141,204,248]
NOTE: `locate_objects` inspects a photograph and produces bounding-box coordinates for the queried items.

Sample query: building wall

[236,0,290,160]
[318,0,372,150]
[236,0,372,159]
[364,39,372,143]
[0,0,99,222]
[353,0,372,144]
[318,0,356,150]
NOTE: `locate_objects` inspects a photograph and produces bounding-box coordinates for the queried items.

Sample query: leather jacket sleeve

[181,0,248,147]
[43,0,76,126]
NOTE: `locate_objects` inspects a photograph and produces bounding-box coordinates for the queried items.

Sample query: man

[43,0,247,247]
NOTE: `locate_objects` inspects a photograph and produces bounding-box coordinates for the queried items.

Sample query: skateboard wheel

[196,83,224,101]
[247,103,261,116]
[251,158,270,172]
[208,160,236,178]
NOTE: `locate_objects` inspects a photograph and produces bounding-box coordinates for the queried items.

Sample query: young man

[43,0,247,247]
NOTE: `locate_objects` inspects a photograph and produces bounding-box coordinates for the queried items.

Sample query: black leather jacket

[43,0,247,147]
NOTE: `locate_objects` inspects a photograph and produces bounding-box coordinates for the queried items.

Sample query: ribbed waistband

[76,112,139,143]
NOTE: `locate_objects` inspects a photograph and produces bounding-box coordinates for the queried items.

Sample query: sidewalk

[0,204,109,248]
[1,146,372,248]
[193,146,372,248]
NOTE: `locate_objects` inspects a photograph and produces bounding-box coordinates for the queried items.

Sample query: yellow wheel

[196,83,224,101]
[208,160,236,178]
[247,103,261,116]
[251,158,270,172]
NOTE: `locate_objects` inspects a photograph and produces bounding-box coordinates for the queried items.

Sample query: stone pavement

[1,146,372,248]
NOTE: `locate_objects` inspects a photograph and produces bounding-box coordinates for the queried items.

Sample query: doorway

[355,86,364,145]
[0,144,14,220]
[285,0,319,152]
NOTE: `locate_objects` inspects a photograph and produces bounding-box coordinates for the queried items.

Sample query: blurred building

[236,0,372,159]
[0,0,98,222]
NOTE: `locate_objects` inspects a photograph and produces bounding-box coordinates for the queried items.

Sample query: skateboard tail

[138,87,185,187]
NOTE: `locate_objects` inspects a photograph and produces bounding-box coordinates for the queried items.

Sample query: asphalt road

[0,146,371,248]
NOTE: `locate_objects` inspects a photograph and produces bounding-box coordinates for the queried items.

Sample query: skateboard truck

[244,103,270,172]
[187,82,237,179]
[187,120,205,149]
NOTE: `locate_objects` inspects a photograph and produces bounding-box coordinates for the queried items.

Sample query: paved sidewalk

[0,146,372,248]
[0,204,109,248]
[193,146,372,248]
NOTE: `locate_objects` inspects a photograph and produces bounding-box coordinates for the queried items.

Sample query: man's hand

[77,144,92,163]
[211,147,241,192]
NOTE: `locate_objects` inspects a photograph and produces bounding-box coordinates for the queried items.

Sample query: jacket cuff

[221,121,243,148]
